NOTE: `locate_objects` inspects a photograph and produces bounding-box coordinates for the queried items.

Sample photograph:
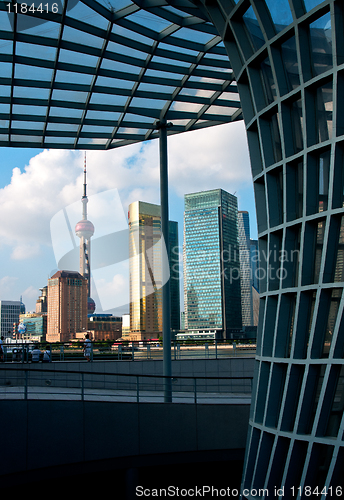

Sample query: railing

[0,367,253,403]
[0,340,256,363]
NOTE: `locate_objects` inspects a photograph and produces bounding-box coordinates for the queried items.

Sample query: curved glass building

[1,0,344,495]
[194,0,344,496]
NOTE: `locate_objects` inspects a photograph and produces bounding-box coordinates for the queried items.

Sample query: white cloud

[0,122,252,265]
[168,121,252,196]
[11,243,41,261]
[0,276,19,298]
[22,285,39,301]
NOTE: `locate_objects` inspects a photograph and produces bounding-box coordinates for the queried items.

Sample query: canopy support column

[157,119,172,403]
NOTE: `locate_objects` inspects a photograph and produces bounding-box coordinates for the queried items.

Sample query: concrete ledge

[0,398,250,479]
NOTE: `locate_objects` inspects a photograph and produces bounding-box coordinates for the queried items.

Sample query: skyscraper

[128,201,180,340]
[183,189,242,337]
[75,153,95,314]
[169,220,180,331]
[46,270,88,343]
[0,301,21,340]
[238,211,254,326]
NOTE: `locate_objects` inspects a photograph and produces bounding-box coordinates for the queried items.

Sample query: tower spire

[75,152,95,313]
[81,151,88,221]
[83,151,87,200]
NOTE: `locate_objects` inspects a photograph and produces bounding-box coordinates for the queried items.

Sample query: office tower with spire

[75,153,96,314]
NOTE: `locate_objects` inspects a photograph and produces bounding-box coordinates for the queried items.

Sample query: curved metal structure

[1,0,344,495]
[195,0,344,496]
[0,0,241,148]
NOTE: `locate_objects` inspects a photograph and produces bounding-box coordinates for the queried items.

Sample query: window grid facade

[0,301,21,339]
[183,189,242,335]
[47,270,88,343]
[128,201,180,340]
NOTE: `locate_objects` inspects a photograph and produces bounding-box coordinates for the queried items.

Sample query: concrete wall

[1,398,250,482]
[0,358,253,486]
[0,357,255,393]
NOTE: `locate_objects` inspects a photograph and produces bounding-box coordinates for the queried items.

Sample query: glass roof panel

[12,104,47,115]
[126,10,172,33]
[90,93,128,107]
[0,10,13,31]
[11,135,43,142]
[55,69,94,85]
[0,86,10,97]
[112,23,153,45]
[170,27,214,45]
[12,121,45,130]
[304,0,324,12]
[47,123,80,132]
[0,61,11,77]
[67,1,109,30]
[20,20,61,39]
[243,5,265,50]
[62,25,104,48]
[14,86,50,99]
[100,57,141,75]
[265,0,293,32]
[85,109,121,122]
[45,136,76,144]
[52,88,88,103]
[16,41,57,60]
[49,107,84,118]
[105,0,134,11]
[95,75,133,90]
[158,41,198,57]
[58,47,99,67]
[106,40,148,60]
[82,124,113,132]
[14,64,53,80]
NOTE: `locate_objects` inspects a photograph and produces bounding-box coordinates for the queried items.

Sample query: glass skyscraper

[183,189,242,337]
[238,211,254,326]
[0,301,21,340]
[169,221,181,331]
[128,201,180,340]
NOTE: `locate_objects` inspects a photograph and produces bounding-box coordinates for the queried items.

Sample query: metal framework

[196,0,344,496]
[0,0,242,149]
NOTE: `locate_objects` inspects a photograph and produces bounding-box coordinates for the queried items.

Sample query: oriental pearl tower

[75,153,96,314]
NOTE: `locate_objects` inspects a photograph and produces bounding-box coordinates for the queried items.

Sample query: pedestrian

[31,345,41,363]
[43,345,51,363]
[83,333,92,362]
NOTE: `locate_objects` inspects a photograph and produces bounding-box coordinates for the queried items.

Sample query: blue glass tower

[183,189,242,337]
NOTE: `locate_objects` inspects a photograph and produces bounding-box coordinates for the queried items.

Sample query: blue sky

[0,121,257,314]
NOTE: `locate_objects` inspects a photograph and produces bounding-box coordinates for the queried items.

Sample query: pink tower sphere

[75,219,95,239]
